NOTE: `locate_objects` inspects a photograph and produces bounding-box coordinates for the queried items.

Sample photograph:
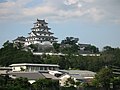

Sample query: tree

[13,77,31,89]
[84,45,99,53]
[33,79,59,90]
[103,46,114,52]
[0,75,5,86]
[112,77,120,89]
[53,43,60,52]
[2,40,13,48]
[93,68,113,90]
[61,37,79,45]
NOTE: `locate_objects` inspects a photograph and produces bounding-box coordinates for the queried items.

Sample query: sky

[0,0,120,50]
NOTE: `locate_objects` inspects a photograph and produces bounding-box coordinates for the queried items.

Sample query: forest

[0,37,120,89]
[0,37,120,72]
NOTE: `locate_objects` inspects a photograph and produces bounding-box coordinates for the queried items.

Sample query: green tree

[2,40,13,48]
[112,77,120,89]
[13,77,31,89]
[103,46,114,52]
[0,75,5,86]
[53,43,60,52]
[93,68,113,90]
[84,45,99,53]
[33,79,59,90]
[61,37,79,45]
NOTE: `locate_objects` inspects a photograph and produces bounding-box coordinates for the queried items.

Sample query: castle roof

[33,19,48,24]
[29,31,53,35]
[13,36,26,41]
[26,36,58,41]
[31,26,51,30]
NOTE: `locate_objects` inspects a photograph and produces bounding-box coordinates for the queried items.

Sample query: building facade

[9,63,59,72]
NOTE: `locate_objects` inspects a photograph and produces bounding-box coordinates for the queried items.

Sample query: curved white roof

[9,63,59,67]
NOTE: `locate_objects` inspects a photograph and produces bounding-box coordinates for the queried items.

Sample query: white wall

[12,66,26,72]
[59,74,70,86]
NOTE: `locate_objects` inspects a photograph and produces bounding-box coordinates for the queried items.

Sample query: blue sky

[0,0,120,50]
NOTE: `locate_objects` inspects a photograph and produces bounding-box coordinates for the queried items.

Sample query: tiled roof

[42,73,58,80]
[78,44,91,48]
[8,71,58,80]
[31,26,51,30]
[32,31,53,35]
[33,19,48,24]
[60,70,96,78]
[9,72,45,80]
[13,36,26,41]
[26,36,58,39]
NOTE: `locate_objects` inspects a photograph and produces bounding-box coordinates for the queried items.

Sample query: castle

[13,19,100,56]
[13,19,57,46]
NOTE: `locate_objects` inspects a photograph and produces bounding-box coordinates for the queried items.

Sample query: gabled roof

[78,44,91,48]
[13,36,26,41]
[33,19,48,24]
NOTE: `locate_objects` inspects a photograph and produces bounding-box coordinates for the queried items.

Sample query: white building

[9,63,59,72]
[59,70,96,86]
[0,67,12,75]
[25,19,57,46]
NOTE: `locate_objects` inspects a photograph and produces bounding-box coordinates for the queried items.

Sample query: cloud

[113,19,120,24]
[0,0,120,23]
[0,0,7,3]
[64,0,79,5]
[87,8,105,21]
[82,0,95,3]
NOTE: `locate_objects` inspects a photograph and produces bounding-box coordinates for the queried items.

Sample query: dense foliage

[0,38,120,89]
[33,78,59,90]
[0,39,120,72]
[0,76,59,90]
[0,41,44,66]
[91,67,120,90]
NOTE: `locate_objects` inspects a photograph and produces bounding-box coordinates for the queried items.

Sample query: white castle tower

[25,19,57,46]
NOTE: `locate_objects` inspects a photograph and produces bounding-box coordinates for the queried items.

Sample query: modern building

[9,71,58,84]
[25,19,57,46]
[0,67,12,75]
[59,70,96,86]
[9,63,59,72]
[7,63,96,86]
